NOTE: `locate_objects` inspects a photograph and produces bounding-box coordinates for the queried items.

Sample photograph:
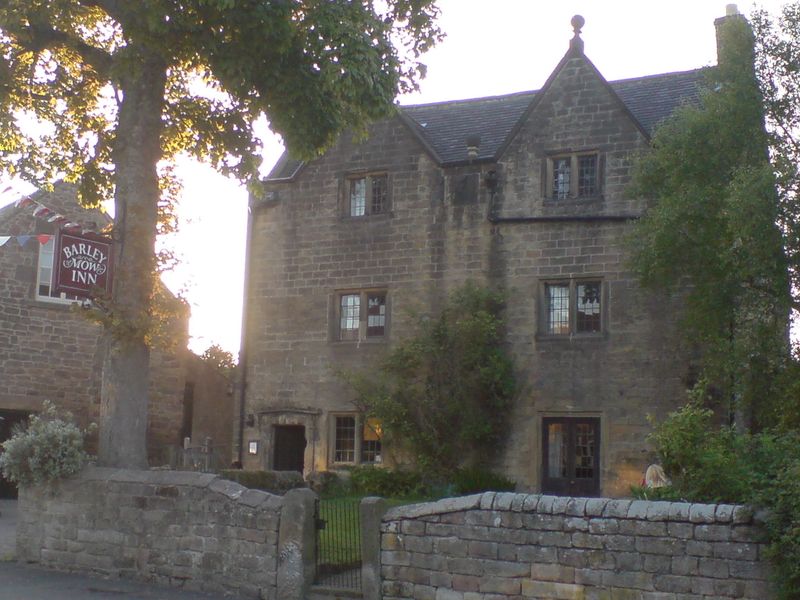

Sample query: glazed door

[273,425,306,472]
[542,417,600,497]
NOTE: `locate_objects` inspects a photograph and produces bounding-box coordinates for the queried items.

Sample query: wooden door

[273,425,306,472]
[542,417,600,497]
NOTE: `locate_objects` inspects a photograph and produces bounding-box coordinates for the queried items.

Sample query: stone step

[308,585,362,600]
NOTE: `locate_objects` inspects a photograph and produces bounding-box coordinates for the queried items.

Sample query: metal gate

[314,497,362,591]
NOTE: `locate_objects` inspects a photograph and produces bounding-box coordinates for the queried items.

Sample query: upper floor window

[546,152,601,200]
[348,174,388,217]
[337,290,387,341]
[542,279,603,336]
[37,238,79,303]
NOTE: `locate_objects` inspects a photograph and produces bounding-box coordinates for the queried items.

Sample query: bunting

[0,196,96,248]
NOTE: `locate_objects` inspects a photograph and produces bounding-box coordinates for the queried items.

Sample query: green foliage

[648,402,800,598]
[0,1,443,191]
[343,282,516,475]
[628,14,791,423]
[219,469,305,495]
[761,459,800,598]
[646,398,754,503]
[200,344,237,379]
[0,402,94,485]
[451,467,515,495]
[752,3,800,315]
[348,465,427,498]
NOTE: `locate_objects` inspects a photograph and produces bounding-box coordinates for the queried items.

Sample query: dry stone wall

[16,466,316,599]
[380,492,771,600]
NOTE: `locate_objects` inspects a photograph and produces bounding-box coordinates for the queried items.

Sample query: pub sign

[53,231,114,298]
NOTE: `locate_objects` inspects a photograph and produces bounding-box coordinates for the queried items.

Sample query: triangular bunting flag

[36,234,51,245]
[15,197,35,210]
[16,235,31,247]
[48,214,68,224]
[32,204,53,219]
[0,236,10,247]
[62,222,81,231]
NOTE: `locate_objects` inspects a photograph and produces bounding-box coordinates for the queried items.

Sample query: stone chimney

[714,4,754,67]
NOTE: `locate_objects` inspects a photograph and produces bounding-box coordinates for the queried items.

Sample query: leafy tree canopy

[342,283,516,475]
[628,12,791,424]
[200,343,236,378]
[0,0,442,468]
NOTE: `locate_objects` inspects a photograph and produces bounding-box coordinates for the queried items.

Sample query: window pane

[574,423,595,479]
[350,178,366,216]
[340,294,360,340]
[366,293,386,337]
[547,423,567,478]
[334,416,356,462]
[371,176,387,215]
[361,417,383,463]
[578,155,597,197]
[37,239,55,297]
[576,282,601,333]
[545,284,570,335]
[553,158,570,200]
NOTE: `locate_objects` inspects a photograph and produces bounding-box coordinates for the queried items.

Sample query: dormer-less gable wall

[496,52,650,219]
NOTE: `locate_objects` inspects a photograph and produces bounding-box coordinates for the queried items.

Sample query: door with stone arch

[272,425,306,472]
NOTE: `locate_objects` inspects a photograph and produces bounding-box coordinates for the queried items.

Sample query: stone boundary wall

[16,466,316,600]
[380,492,772,600]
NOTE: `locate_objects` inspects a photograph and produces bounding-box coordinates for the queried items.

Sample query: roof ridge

[401,89,537,110]
[401,67,708,111]
[609,67,708,85]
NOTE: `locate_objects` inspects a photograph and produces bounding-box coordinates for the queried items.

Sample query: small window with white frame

[37,238,80,303]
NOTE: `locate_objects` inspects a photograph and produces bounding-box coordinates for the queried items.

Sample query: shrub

[649,402,800,598]
[348,465,428,498]
[451,467,515,495]
[0,402,93,485]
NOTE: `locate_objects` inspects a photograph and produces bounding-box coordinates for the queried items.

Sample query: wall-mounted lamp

[485,170,501,201]
[245,413,255,428]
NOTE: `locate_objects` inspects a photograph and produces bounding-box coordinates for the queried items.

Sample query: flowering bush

[0,402,94,485]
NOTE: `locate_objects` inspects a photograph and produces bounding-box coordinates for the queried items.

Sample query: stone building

[0,183,234,495]
[238,12,742,496]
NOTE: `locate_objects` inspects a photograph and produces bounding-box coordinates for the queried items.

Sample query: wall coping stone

[383,492,756,525]
[80,465,219,488]
[72,466,281,510]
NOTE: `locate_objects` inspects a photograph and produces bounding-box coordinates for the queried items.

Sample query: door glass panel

[574,423,595,479]
[547,423,567,478]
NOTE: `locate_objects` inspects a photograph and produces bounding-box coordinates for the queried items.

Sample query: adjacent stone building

[238,13,741,495]
[0,183,235,495]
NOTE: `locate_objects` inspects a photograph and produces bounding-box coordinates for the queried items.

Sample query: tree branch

[18,22,113,77]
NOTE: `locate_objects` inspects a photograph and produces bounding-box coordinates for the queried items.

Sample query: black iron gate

[314,497,362,591]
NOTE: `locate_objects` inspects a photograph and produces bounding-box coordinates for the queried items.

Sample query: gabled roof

[265,67,707,180]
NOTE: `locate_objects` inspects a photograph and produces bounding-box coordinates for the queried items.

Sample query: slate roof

[266,67,707,180]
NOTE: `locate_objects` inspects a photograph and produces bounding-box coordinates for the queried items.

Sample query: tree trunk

[98,50,166,469]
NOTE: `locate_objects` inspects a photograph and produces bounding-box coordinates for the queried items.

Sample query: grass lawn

[316,495,432,569]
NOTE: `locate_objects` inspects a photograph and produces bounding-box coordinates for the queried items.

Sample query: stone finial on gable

[570,14,585,54]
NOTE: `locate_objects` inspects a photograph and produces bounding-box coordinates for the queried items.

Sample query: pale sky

[0,1,788,355]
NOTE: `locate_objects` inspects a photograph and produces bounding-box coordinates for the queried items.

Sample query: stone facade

[16,466,316,599]
[239,17,715,495]
[0,184,234,485]
[380,493,771,600]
